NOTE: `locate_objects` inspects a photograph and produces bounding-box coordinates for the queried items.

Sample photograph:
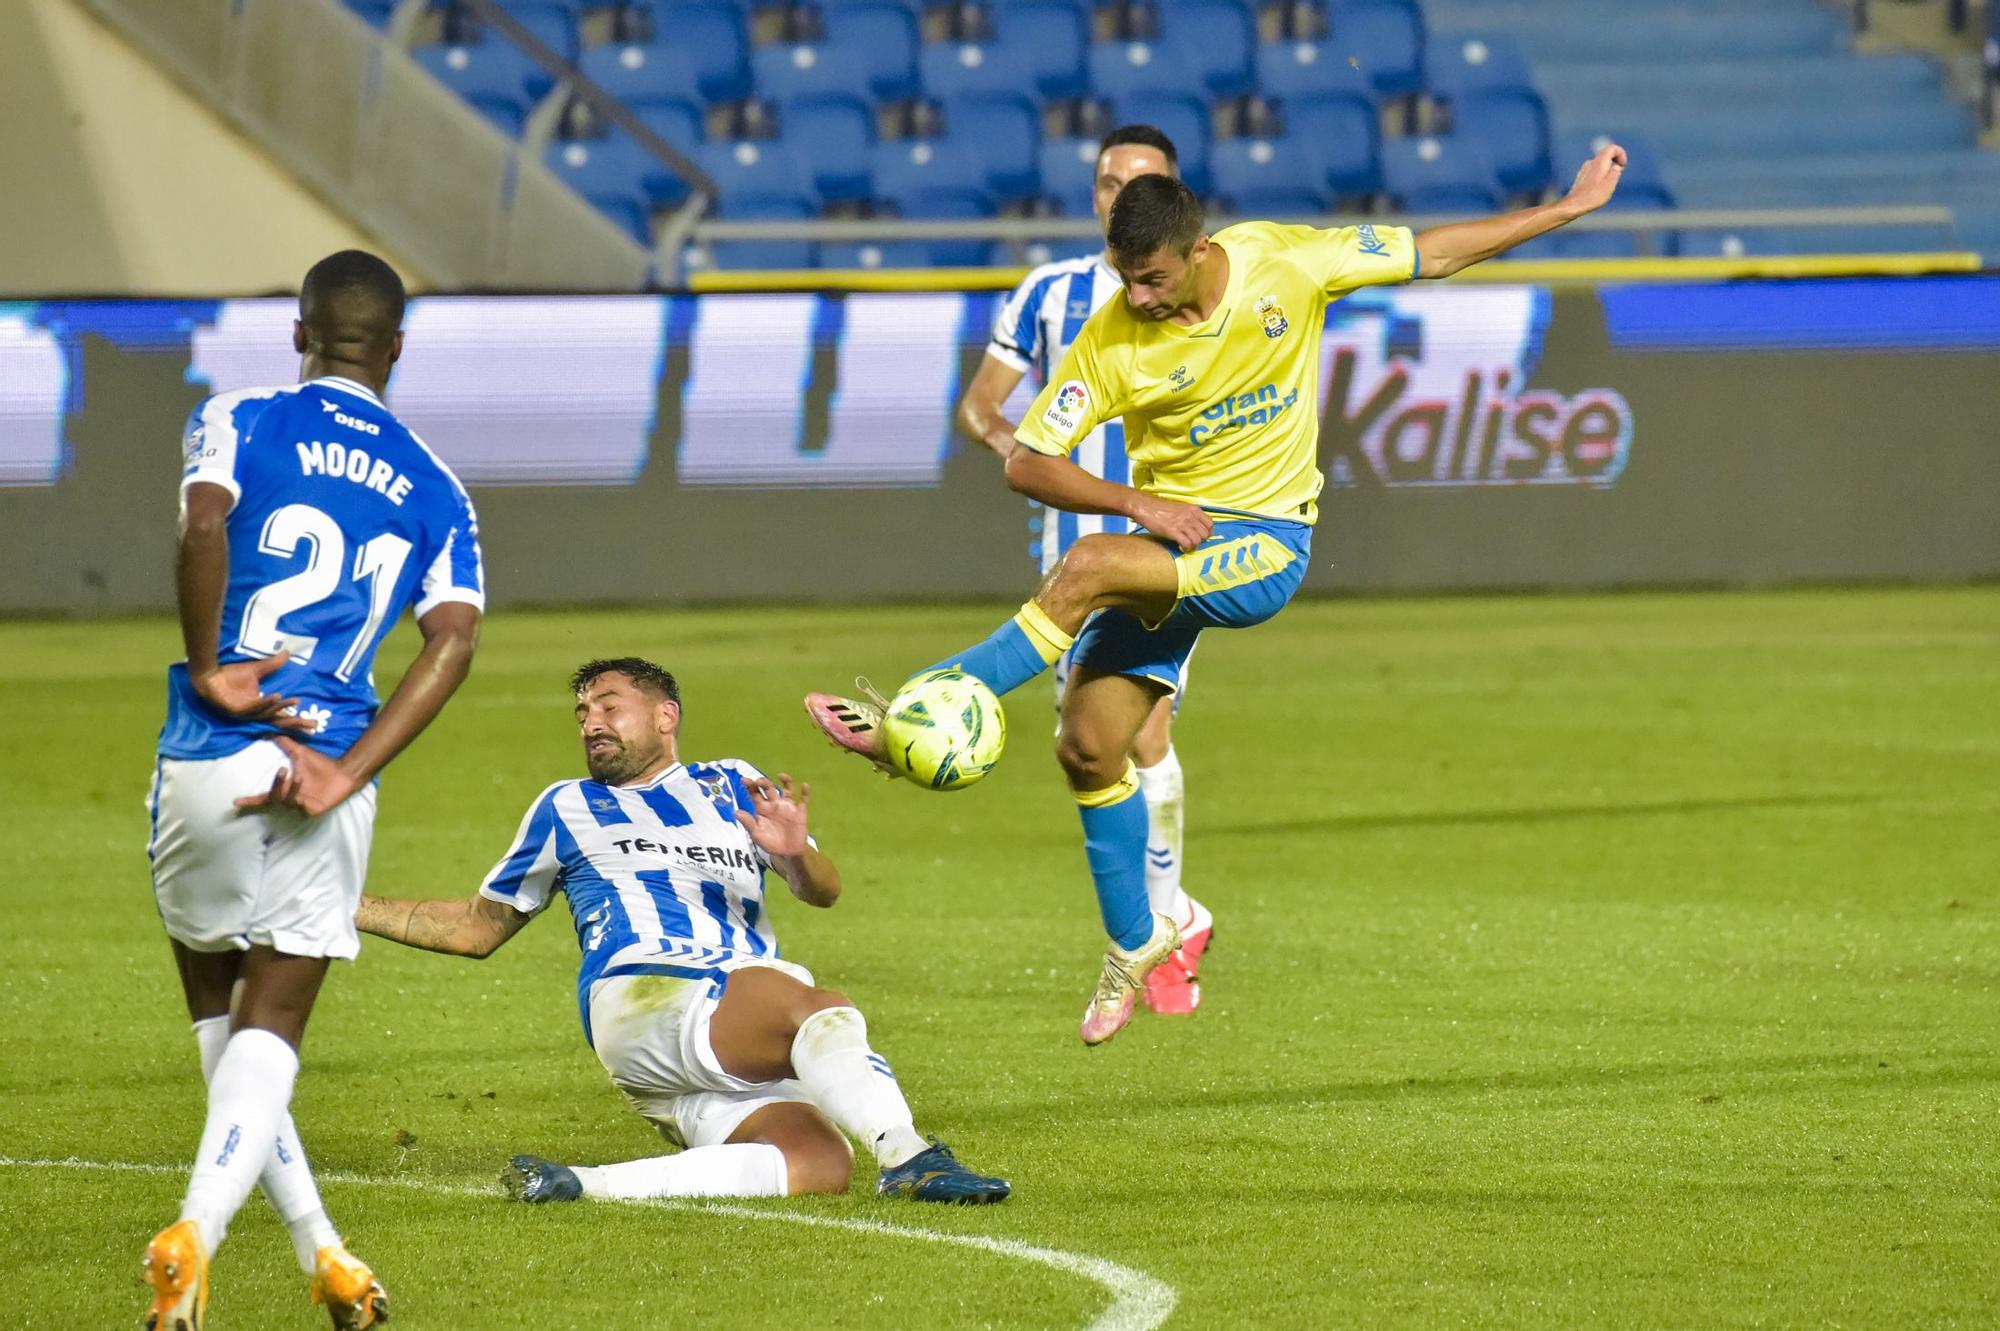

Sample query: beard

[584,736,655,785]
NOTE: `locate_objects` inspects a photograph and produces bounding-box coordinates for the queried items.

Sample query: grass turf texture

[2,587,1996,1328]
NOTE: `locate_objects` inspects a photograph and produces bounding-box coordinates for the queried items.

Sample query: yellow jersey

[1013,220,1419,525]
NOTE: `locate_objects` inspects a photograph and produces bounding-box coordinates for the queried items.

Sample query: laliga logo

[1321,292,1633,489]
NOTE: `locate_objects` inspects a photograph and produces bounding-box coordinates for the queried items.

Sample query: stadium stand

[382,0,1999,265]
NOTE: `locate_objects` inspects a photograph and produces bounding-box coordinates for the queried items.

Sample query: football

[881,669,1006,791]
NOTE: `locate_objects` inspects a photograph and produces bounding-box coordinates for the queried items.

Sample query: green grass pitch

[2,587,1996,1328]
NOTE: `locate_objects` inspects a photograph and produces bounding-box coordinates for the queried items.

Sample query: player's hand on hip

[1561,142,1626,217]
[191,650,316,730]
[1130,496,1213,552]
[233,735,362,817]
[733,774,811,859]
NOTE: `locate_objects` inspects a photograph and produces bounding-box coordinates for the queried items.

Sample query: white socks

[789,1007,928,1168]
[192,1018,338,1273]
[1136,746,1192,927]
[573,1144,789,1200]
[179,1027,299,1258]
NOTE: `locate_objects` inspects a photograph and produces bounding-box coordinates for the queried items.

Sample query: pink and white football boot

[1143,895,1213,1015]
[803,679,899,778]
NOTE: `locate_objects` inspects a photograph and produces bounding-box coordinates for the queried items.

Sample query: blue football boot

[503,1154,582,1203]
[877,1139,1011,1204]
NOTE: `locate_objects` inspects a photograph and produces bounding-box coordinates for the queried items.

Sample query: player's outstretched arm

[1003,450,1213,552]
[1414,142,1627,280]
[956,354,1028,460]
[238,600,482,817]
[734,774,842,908]
[355,892,530,958]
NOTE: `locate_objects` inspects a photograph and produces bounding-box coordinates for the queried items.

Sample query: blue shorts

[1069,515,1312,696]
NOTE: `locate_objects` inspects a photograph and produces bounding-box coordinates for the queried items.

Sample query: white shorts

[147,740,376,959]
[588,958,817,1151]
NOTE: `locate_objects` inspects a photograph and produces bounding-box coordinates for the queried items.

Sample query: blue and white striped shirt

[479,759,803,1042]
[987,254,1133,572]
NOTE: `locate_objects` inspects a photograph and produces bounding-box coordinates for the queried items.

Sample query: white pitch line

[0,1156,1176,1331]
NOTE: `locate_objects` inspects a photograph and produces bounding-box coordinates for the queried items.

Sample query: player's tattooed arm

[956,353,1028,460]
[734,775,842,908]
[355,892,530,958]
[1415,141,1627,279]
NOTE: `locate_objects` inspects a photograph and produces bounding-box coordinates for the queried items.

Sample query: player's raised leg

[806,532,1182,766]
[1058,666,1181,1045]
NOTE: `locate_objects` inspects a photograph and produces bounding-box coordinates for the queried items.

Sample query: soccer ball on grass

[882,669,1006,791]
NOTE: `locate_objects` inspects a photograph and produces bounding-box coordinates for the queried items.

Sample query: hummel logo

[322,400,339,412]
[1168,365,1191,390]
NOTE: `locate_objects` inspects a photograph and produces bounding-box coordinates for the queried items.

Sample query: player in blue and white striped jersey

[143,251,483,1331]
[356,658,1009,1206]
[954,125,1213,1016]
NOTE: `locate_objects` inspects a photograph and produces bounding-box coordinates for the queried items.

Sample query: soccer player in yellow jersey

[809,143,1628,1046]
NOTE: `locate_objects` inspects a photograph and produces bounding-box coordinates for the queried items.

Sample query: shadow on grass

[1201,792,1877,839]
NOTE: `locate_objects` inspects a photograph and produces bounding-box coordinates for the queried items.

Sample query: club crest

[1255,295,1289,340]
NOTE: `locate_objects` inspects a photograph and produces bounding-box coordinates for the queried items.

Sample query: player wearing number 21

[141,251,484,1331]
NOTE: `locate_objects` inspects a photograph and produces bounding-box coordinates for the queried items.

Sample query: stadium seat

[412,42,544,136]
[344,0,398,27]
[942,94,1043,202]
[919,40,1029,101]
[701,198,819,270]
[751,42,876,105]
[632,101,705,155]
[1427,34,1549,194]
[1157,0,1254,97]
[545,133,658,242]
[1326,0,1423,98]
[1088,41,1184,102]
[1282,93,1380,198]
[988,1,1090,100]
[577,40,707,109]
[821,2,922,101]
[1109,91,1211,191]
[1251,39,1378,105]
[1039,135,1100,215]
[1210,136,1328,215]
[699,139,820,211]
[819,240,1002,267]
[871,137,995,221]
[1379,133,1503,213]
[654,4,751,101]
[442,3,580,65]
[778,95,877,203]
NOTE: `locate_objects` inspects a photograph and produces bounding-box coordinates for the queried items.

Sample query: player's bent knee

[1055,729,1123,785]
[783,1136,856,1196]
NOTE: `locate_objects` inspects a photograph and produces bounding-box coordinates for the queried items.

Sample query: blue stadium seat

[632,101,705,155]
[447,3,580,65]
[1039,135,1100,215]
[1251,39,1378,104]
[1283,94,1380,197]
[943,94,1043,202]
[1327,0,1423,98]
[545,133,658,242]
[654,4,751,101]
[871,138,996,221]
[920,41,1027,101]
[1023,237,1104,265]
[989,1,1090,100]
[1552,130,1672,209]
[1210,136,1328,214]
[821,2,921,101]
[702,198,818,270]
[819,240,1002,267]
[1158,0,1254,97]
[1110,92,1210,192]
[1380,133,1502,213]
[779,94,877,203]
[1427,32,1548,196]
[344,1,398,27]
[751,41,874,105]
[700,139,820,211]
[412,42,544,136]
[577,40,707,108]
[1089,40,1183,101]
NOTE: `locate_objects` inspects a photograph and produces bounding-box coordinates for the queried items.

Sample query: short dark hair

[1106,174,1205,262]
[299,250,405,352]
[1098,124,1179,174]
[570,657,681,707]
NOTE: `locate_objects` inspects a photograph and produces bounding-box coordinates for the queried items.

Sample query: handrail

[689,205,1959,243]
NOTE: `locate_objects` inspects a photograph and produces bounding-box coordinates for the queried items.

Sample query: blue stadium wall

[2,276,1997,613]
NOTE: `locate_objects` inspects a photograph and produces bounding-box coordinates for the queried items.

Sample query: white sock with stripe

[573,1145,789,1199]
[193,1017,338,1273]
[1136,747,1192,927]
[178,1027,299,1257]
[789,1007,928,1168]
